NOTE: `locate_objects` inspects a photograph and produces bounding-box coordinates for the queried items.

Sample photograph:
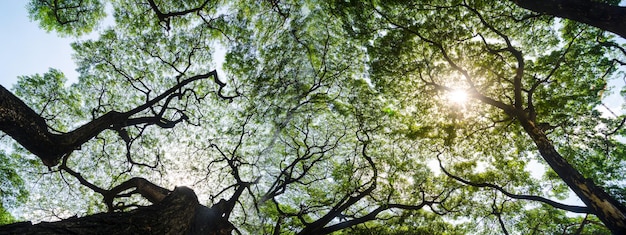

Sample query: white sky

[0,1,79,89]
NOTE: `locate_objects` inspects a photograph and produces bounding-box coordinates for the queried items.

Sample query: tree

[509,0,626,39]
[0,0,625,234]
[334,0,625,233]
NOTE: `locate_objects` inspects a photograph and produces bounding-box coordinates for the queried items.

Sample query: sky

[0,1,79,89]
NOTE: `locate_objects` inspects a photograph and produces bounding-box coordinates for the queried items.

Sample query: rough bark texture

[0,84,134,166]
[518,116,626,234]
[0,187,234,235]
[0,85,68,166]
[103,177,174,210]
[0,72,219,167]
[511,0,626,39]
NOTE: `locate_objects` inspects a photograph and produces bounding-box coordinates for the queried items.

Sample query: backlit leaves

[8,0,626,234]
[28,0,106,36]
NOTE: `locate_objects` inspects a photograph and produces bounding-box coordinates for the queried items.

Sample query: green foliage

[7,0,626,234]
[13,68,84,132]
[513,205,611,234]
[0,206,16,225]
[0,151,28,225]
[333,210,468,235]
[27,0,106,36]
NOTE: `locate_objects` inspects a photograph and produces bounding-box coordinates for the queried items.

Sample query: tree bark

[0,187,234,235]
[517,115,626,234]
[0,85,69,166]
[0,72,221,167]
[0,84,140,167]
[511,0,626,39]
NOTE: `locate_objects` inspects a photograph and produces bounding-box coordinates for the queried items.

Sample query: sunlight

[447,89,469,105]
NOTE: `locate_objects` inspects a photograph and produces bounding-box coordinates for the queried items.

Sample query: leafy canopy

[1,0,624,234]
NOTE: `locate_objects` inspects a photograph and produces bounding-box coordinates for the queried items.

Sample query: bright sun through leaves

[447,89,469,105]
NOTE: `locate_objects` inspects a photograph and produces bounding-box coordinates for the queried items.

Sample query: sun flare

[447,89,468,105]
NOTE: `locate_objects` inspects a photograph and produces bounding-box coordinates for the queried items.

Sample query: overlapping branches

[0,70,235,167]
[146,0,211,30]
[436,155,591,214]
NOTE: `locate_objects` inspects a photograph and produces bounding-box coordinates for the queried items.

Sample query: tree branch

[437,156,591,214]
[510,0,626,39]
[0,70,230,166]
[146,0,211,30]
[102,177,171,211]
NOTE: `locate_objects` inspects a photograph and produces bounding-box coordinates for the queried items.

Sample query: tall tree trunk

[511,0,626,39]
[0,187,234,235]
[518,117,626,234]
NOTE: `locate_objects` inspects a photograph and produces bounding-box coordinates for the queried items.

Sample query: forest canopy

[1,0,625,234]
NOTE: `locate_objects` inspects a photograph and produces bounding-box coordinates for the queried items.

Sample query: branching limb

[461,4,525,111]
[526,31,581,121]
[58,155,107,196]
[1,70,234,166]
[296,131,378,235]
[311,186,456,234]
[597,38,626,65]
[437,155,591,214]
[374,6,518,116]
[314,202,429,235]
[491,196,511,235]
[102,177,171,211]
[146,0,211,30]
[57,151,171,212]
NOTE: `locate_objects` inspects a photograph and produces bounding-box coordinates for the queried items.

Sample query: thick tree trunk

[0,85,69,166]
[0,187,234,235]
[511,0,626,39]
[0,72,218,167]
[518,117,626,234]
[0,85,132,166]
